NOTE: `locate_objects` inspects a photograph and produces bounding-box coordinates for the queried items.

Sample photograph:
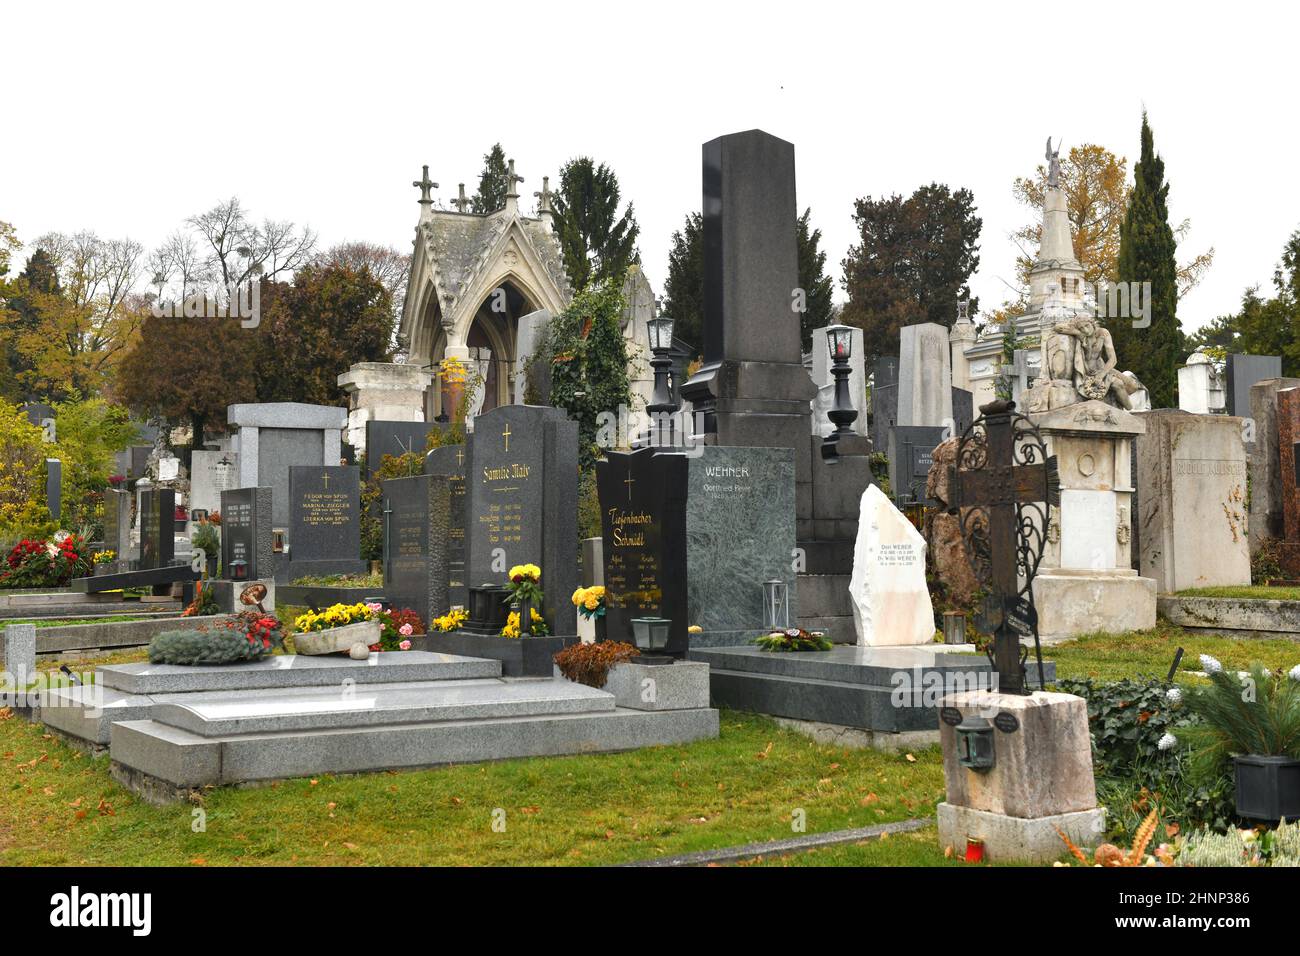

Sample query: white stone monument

[897,323,953,428]
[337,362,433,456]
[513,308,552,405]
[849,484,934,646]
[1177,349,1226,415]
[1029,400,1156,640]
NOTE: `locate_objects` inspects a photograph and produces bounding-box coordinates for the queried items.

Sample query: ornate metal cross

[412,165,438,205]
[946,399,1059,695]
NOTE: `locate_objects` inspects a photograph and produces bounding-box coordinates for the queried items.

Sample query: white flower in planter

[1157,732,1178,751]
[1199,654,1223,674]
[1165,687,1182,703]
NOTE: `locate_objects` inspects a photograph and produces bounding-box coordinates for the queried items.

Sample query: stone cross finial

[413,165,438,205]
[453,183,471,213]
[504,159,525,198]
[533,175,553,214]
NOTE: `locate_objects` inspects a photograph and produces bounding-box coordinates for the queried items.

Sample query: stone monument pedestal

[937,689,1105,864]
[1028,399,1156,640]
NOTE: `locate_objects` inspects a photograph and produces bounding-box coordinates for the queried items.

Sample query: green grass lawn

[4,623,1294,867]
[1046,620,1300,682]
[6,615,172,629]
[1177,585,1300,601]
[0,709,944,866]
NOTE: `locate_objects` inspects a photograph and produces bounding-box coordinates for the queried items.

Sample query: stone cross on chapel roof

[413,165,438,205]
[452,183,471,213]
[533,175,553,214]
[504,159,525,199]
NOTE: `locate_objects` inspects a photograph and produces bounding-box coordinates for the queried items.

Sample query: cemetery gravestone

[597,448,689,654]
[871,355,899,454]
[1276,388,1300,576]
[220,487,273,580]
[887,426,947,505]
[1226,353,1282,418]
[1247,377,1300,552]
[189,451,238,518]
[287,466,364,578]
[45,458,61,523]
[951,387,974,438]
[381,474,451,627]
[365,420,440,481]
[103,488,132,570]
[897,323,953,428]
[139,487,175,570]
[227,403,346,528]
[424,444,468,610]
[465,405,578,635]
[1135,410,1250,591]
[849,484,934,646]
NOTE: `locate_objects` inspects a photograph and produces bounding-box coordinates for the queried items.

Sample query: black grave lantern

[956,714,995,771]
[229,559,248,581]
[647,315,675,352]
[631,617,671,653]
[825,324,853,362]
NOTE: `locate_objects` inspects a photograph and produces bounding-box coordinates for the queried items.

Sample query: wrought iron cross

[946,399,1059,695]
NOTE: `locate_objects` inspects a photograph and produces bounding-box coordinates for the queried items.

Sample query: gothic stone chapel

[399,163,573,419]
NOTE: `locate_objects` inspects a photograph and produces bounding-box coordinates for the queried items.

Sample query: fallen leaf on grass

[860,793,879,806]
[0,708,13,721]
[756,742,773,760]
[520,806,540,815]
[343,842,358,850]
[904,753,916,763]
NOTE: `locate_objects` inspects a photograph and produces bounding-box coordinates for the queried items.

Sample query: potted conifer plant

[1178,658,1300,822]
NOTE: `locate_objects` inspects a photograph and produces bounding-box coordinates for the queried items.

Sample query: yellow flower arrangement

[501,607,546,638]
[571,585,607,619]
[293,602,378,633]
[432,607,469,632]
[508,564,541,583]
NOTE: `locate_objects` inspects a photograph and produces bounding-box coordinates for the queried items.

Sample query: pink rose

[366,602,383,613]
[399,622,414,637]
[399,639,412,651]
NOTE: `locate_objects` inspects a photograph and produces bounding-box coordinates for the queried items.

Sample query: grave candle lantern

[762,579,789,630]
[824,325,858,438]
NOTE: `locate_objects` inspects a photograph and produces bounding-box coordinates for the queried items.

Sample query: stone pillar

[337,362,433,455]
[949,319,976,392]
[938,690,1105,863]
[897,323,953,428]
[1277,388,1300,575]
[1134,410,1250,592]
[1029,400,1156,640]
[2,623,37,689]
[1248,377,1300,553]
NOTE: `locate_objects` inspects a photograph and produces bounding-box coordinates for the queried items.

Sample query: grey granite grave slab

[110,706,720,797]
[97,650,500,694]
[152,677,615,736]
[601,661,710,711]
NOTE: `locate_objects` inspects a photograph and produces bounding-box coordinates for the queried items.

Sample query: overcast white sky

[4,1,1297,333]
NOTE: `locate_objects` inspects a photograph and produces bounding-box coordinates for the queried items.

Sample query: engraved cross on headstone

[946,399,1059,695]
[413,165,438,205]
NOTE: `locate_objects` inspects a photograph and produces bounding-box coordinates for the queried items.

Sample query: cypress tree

[1114,113,1180,408]
[471,144,509,214]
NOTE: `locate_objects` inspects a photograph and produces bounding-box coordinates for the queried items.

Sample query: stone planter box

[424,631,576,677]
[294,619,381,656]
[1234,754,1300,821]
[1159,595,1300,638]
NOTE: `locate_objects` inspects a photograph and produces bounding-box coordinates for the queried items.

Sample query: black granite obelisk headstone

[220,487,273,580]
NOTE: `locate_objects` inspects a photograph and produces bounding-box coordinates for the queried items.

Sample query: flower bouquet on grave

[572,585,607,640]
[292,602,384,655]
[432,607,469,632]
[501,564,549,637]
[753,627,832,653]
[148,610,283,665]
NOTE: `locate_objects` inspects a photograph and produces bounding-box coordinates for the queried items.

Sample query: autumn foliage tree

[840,184,982,361]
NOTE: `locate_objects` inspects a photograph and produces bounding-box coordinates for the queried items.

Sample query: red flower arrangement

[1,535,91,588]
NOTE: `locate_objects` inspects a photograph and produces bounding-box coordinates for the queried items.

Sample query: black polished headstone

[220,487,273,580]
[871,356,899,454]
[465,405,578,635]
[596,448,689,655]
[888,425,947,505]
[139,488,175,569]
[44,458,61,522]
[102,488,132,567]
[366,420,441,481]
[951,387,974,438]
[287,465,362,571]
[424,443,469,610]
[381,473,451,626]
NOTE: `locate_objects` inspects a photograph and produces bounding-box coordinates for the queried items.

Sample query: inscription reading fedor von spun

[480,462,530,547]
[1173,459,1246,478]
